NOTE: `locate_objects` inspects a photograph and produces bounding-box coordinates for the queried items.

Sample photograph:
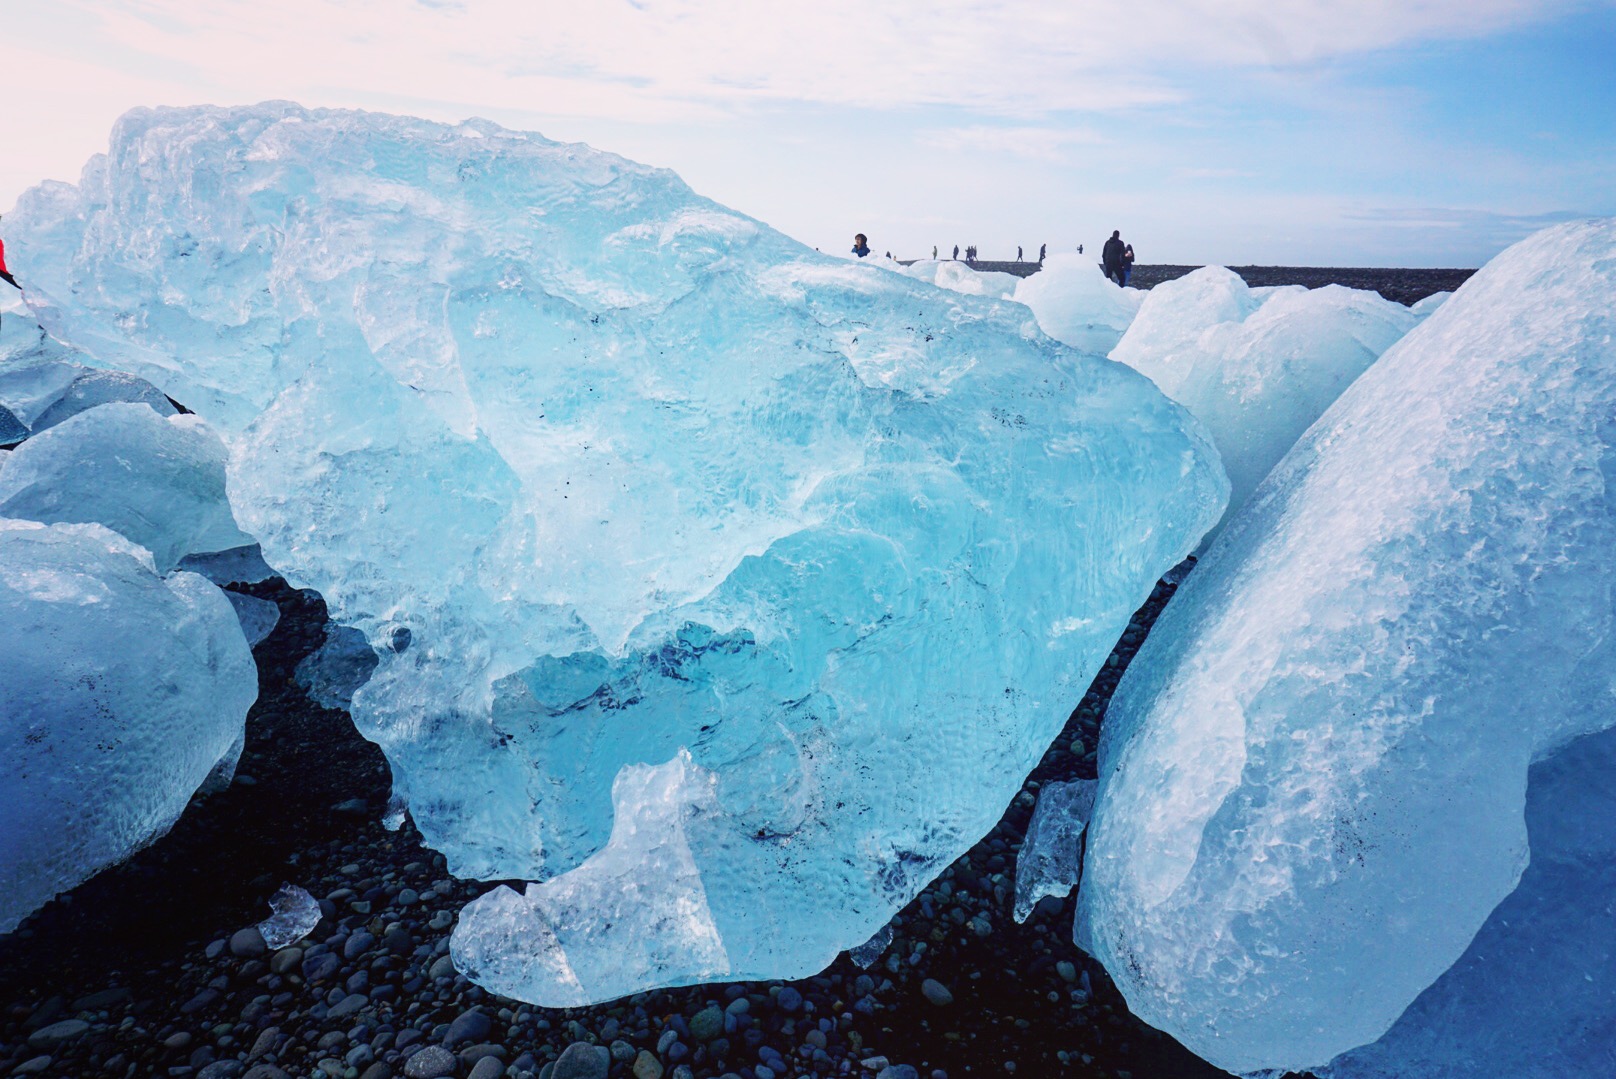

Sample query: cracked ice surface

[6,103,1225,1002]
[1076,220,1616,1076]
[0,519,257,933]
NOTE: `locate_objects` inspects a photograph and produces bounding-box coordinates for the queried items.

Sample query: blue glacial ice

[1110,267,1415,532]
[1076,220,1616,1076]
[5,102,1226,1002]
[0,518,258,933]
[0,402,253,572]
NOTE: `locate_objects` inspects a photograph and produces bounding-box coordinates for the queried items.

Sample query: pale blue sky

[3,0,1612,266]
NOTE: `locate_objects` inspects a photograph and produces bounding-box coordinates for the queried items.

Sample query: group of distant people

[852,229,1135,287]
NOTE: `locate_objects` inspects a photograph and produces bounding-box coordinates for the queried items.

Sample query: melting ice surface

[0,519,257,933]
[1015,254,1145,356]
[1077,220,1616,1076]
[7,103,1226,1003]
[1110,267,1415,532]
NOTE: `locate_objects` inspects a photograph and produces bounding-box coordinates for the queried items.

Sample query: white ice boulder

[894,258,1022,299]
[1014,254,1145,355]
[6,103,1226,1003]
[0,402,253,572]
[1075,219,1616,1076]
[1110,267,1415,532]
[0,518,258,933]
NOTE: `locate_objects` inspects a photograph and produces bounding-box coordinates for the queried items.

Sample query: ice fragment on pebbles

[257,884,322,950]
[1012,779,1096,924]
[848,923,894,968]
[1077,219,1616,1076]
[8,102,1225,1002]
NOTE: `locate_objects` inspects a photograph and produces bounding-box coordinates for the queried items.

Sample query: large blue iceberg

[1076,220,1616,1076]
[5,103,1226,1003]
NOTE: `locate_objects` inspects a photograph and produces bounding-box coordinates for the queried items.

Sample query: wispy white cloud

[920,125,1106,161]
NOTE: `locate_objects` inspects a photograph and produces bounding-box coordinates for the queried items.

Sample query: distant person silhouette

[1017,245,1023,262]
[1102,230,1127,287]
[1078,243,1084,254]
[952,244,960,260]
[1122,243,1136,287]
[1039,243,1046,262]
[884,251,891,259]
[933,245,938,259]
[852,233,871,258]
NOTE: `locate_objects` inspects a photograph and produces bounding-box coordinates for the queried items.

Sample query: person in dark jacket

[851,233,871,258]
[1102,230,1127,286]
[952,244,959,260]
[1039,243,1046,262]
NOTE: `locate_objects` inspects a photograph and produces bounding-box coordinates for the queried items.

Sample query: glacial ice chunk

[0,402,254,572]
[1076,219,1616,1076]
[1014,254,1145,355]
[257,883,322,949]
[226,590,281,647]
[0,518,258,934]
[1110,268,1415,532]
[1326,723,1616,1079]
[31,370,177,432]
[294,624,379,711]
[1012,779,1096,923]
[848,923,894,968]
[7,103,1226,1001]
[1409,290,1451,319]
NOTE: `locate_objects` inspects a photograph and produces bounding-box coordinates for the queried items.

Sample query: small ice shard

[848,923,894,969]
[1012,779,1097,923]
[0,402,254,572]
[177,543,277,586]
[257,884,322,949]
[225,591,281,647]
[29,369,177,433]
[1014,254,1146,355]
[0,518,257,934]
[0,404,26,448]
[294,624,379,711]
[1110,268,1415,533]
[1077,219,1616,1076]
[381,792,409,832]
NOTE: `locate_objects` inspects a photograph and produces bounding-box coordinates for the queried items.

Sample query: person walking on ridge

[952,244,959,260]
[1016,245,1023,262]
[1102,230,1127,287]
[933,245,938,259]
[1039,243,1046,262]
[852,233,871,258]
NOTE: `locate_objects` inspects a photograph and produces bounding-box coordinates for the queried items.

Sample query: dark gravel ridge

[900,261,1473,305]
[1,572,1233,1079]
